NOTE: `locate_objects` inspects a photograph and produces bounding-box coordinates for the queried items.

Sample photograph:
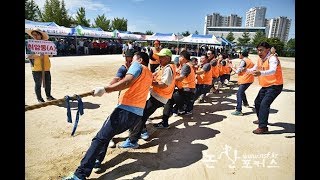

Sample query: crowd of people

[25,28,283,180]
[60,40,283,180]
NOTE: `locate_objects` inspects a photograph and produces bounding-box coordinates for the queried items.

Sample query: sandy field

[25,54,295,180]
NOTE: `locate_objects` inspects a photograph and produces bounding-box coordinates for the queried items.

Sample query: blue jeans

[74,108,142,179]
[254,85,283,128]
[236,83,252,112]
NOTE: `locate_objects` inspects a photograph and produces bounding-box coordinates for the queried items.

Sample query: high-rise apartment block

[204,13,242,34]
[245,7,267,27]
[266,16,291,42]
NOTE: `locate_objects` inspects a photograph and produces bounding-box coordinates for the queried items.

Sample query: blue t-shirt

[116,61,144,116]
[116,65,128,78]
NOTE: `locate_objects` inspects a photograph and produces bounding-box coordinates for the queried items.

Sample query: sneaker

[243,103,250,107]
[108,139,116,148]
[140,130,149,140]
[118,138,139,149]
[153,122,169,129]
[47,96,56,101]
[253,127,269,134]
[172,113,178,117]
[231,111,243,116]
[37,98,45,103]
[62,174,82,180]
[93,159,101,172]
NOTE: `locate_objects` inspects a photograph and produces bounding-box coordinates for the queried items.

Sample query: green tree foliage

[237,31,251,46]
[182,31,190,36]
[75,7,90,27]
[40,0,73,27]
[145,30,154,35]
[93,14,110,31]
[111,17,128,31]
[252,31,267,48]
[265,38,285,56]
[226,31,235,42]
[25,0,41,21]
[286,38,295,50]
[194,30,199,35]
[284,38,295,57]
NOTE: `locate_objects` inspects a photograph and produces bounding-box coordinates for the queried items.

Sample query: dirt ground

[25,54,295,180]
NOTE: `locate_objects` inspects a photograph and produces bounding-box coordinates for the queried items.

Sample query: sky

[33,0,295,39]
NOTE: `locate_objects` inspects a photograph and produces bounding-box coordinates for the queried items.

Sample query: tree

[145,30,153,35]
[111,17,127,31]
[25,0,41,21]
[237,31,251,47]
[40,0,72,27]
[265,37,285,56]
[284,38,295,57]
[252,31,267,48]
[286,38,295,50]
[93,14,110,31]
[182,31,190,36]
[194,30,199,35]
[226,31,235,42]
[74,7,90,27]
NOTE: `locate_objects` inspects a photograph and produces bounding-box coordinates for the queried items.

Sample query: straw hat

[25,28,49,40]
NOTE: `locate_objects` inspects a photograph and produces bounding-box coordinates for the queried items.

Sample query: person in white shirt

[246,42,283,134]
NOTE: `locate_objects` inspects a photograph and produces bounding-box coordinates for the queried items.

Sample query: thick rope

[25,91,94,112]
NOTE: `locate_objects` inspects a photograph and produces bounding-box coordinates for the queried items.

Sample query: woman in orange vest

[149,40,162,73]
[230,49,254,116]
[25,28,56,103]
[247,42,283,134]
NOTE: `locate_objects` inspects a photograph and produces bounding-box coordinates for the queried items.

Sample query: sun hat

[25,28,49,40]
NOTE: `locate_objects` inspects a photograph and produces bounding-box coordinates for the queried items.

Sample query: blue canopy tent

[216,36,234,47]
[25,19,74,36]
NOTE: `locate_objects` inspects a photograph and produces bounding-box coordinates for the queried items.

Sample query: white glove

[93,87,106,97]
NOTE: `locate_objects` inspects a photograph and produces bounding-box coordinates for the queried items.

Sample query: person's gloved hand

[93,87,106,97]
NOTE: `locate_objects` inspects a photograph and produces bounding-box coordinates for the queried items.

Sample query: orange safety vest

[211,64,220,78]
[150,47,160,65]
[118,65,153,108]
[197,64,212,85]
[181,62,196,89]
[152,64,176,99]
[219,59,231,75]
[175,67,183,89]
[257,55,283,87]
[238,58,254,85]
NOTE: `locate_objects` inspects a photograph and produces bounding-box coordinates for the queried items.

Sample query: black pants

[32,71,52,100]
[129,96,165,143]
[254,85,283,128]
[150,64,160,73]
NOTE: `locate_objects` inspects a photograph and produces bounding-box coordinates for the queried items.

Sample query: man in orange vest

[62,52,153,180]
[247,42,283,134]
[230,49,255,116]
[173,50,196,115]
[118,48,176,148]
[194,54,212,103]
[149,40,162,72]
